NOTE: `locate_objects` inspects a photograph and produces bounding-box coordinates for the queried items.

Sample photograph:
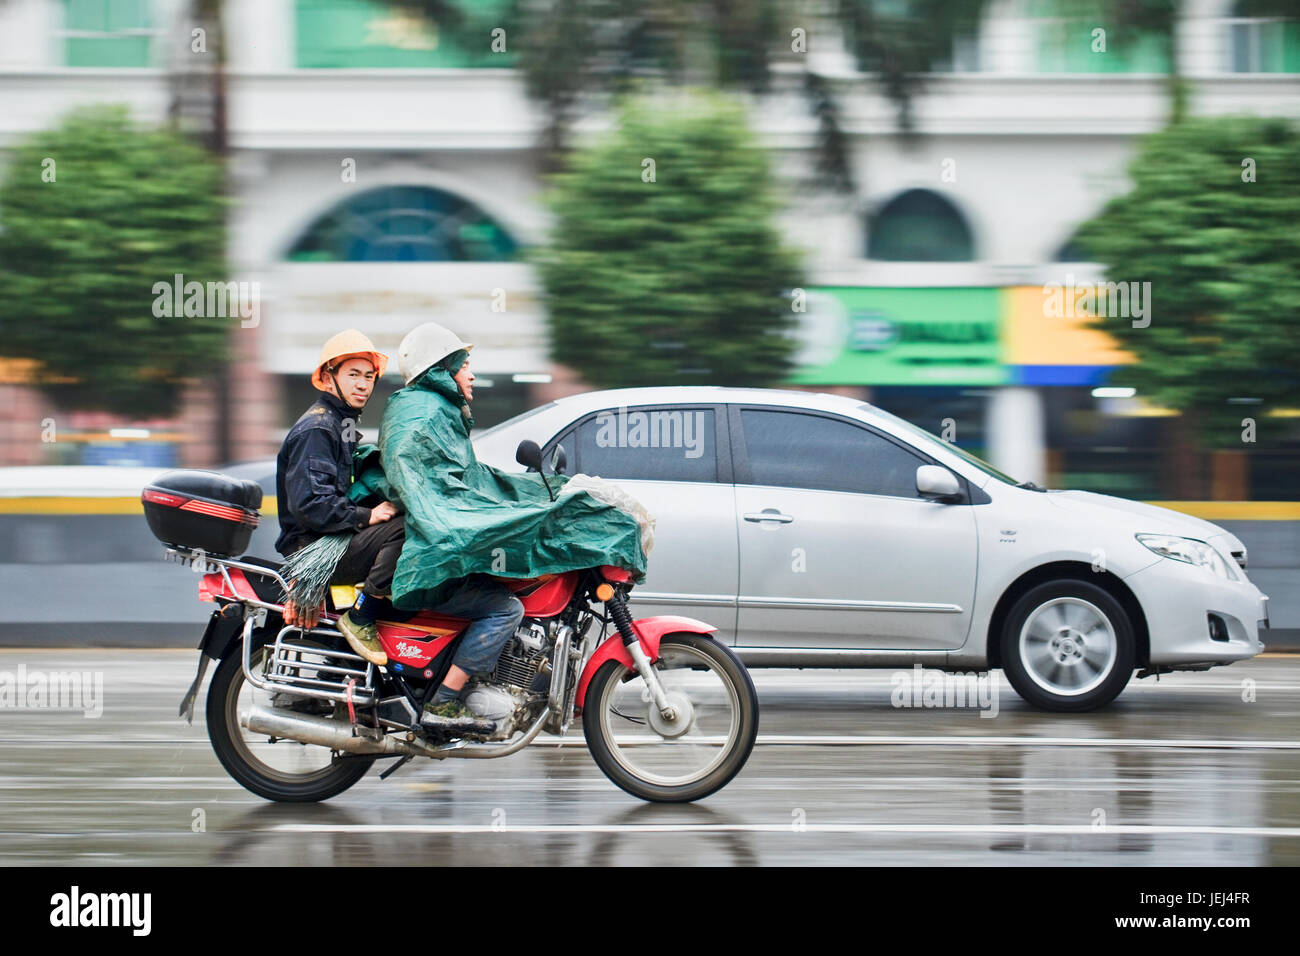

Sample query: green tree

[0,107,229,416]
[1076,116,1300,451]
[504,0,990,187]
[536,94,804,388]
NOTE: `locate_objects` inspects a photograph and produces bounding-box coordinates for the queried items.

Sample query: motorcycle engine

[460,623,552,738]
[489,622,551,693]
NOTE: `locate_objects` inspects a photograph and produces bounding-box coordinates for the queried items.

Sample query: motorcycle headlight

[1136,534,1237,581]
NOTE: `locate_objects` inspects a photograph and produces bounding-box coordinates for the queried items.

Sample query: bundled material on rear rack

[142,470,262,558]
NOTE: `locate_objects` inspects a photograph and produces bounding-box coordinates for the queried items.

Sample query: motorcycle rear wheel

[582,632,759,803]
[206,639,376,802]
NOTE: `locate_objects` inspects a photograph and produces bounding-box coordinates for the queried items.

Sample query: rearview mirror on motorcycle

[516,439,567,478]
[516,439,557,501]
[516,440,543,471]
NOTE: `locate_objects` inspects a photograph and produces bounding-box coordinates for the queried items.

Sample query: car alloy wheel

[1018,596,1117,697]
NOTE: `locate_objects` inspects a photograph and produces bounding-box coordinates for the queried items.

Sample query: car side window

[740,409,925,497]
[574,407,717,482]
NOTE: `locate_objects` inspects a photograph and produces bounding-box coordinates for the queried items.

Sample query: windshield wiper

[1016,481,1047,492]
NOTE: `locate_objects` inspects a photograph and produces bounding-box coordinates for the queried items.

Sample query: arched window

[286,186,520,262]
[866,189,975,262]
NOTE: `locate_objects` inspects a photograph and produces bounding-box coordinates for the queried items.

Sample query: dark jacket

[275,392,373,557]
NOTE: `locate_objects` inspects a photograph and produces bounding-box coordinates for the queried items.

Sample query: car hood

[1047,490,1243,551]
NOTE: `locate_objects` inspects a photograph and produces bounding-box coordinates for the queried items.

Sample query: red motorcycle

[144,446,759,804]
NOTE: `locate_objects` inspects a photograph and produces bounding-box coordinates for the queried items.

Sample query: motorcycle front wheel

[206,639,376,802]
[582,632,759,803]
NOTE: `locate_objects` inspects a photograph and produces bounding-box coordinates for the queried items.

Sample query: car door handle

[743,511,793,524]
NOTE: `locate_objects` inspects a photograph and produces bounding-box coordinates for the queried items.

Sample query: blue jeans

[429,575,525,677]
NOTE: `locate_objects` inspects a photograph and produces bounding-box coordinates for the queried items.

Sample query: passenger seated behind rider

[274,330,401,667]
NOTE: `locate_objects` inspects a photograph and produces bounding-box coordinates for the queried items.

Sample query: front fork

[606,589,677,721]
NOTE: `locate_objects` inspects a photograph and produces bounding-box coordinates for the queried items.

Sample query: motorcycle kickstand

[379,755,414,781]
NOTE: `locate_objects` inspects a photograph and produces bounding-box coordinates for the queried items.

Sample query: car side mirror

[516,440,543,472]
[550,444,567,476]
[916,464,961,501]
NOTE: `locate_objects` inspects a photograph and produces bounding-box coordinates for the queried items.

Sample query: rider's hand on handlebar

[368,501,398,524]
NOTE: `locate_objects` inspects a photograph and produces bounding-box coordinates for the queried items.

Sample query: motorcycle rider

[275,330,400,667]
[386,324,525,723]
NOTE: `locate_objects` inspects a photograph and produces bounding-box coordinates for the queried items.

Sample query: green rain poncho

[348,364,647,610]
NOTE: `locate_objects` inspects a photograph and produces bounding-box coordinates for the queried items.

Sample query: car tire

[1000,579,1135,712]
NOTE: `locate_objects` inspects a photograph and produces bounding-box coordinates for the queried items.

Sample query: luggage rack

[255,626,377,707]
[162,545,291,607]
[163,545,377,706]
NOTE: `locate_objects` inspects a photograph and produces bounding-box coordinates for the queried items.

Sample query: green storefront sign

[788,286,1006,386]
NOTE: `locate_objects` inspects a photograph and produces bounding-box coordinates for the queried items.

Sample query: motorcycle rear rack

[241,622,378,707]
[164,546,291,607]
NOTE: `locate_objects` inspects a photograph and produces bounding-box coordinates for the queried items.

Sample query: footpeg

[419,713,497,736]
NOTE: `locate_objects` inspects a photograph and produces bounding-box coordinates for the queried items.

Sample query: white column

[0,0,57,69]
[1179,0,1235,77]
[985,386,1046,486]
[225,0,295,72]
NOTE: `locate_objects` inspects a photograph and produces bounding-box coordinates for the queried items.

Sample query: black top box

[142,470,263,558]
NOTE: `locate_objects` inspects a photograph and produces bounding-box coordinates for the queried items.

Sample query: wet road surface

[1,649,1297,865]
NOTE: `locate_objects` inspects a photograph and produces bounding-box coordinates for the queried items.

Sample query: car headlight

[1136,534,1238,580]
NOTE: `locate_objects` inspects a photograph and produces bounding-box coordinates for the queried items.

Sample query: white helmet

[397,322,474,386]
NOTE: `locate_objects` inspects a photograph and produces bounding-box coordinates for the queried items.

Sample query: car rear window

[574,407,717,483]
[740,409,924,497]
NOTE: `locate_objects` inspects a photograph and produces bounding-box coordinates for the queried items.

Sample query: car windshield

[863,404,1022,486]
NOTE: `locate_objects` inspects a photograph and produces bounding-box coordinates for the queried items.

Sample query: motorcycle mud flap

[179,603,245,723]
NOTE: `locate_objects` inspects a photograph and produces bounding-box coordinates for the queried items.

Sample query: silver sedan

[473,386,1268,712]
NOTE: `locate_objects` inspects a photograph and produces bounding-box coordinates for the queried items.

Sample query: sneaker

[337,610,388,666]
[423,698,473,720]
[420,698,495,734]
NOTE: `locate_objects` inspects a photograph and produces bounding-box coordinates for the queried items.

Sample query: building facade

[0,0,1297,496]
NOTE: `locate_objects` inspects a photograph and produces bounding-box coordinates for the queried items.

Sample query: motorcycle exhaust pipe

[242,703,427,757]
[241,702,553,759]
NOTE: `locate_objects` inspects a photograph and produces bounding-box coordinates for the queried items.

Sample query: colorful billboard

[788,285,1134,387]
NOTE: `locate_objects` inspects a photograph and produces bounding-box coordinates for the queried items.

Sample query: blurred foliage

[536,93,804,388]
[0,107,229,416]
[834,0,987,133]
[1236,0,1300,15]
[1077,116,1300,449]
[503,0,989,189]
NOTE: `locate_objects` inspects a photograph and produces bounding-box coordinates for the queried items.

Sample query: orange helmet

[311,330,389,392]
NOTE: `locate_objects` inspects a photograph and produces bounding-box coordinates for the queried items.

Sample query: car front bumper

[1124,558,1268,666]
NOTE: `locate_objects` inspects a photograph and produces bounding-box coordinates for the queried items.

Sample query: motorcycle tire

[206,639,376,803]
[583,632,759,803]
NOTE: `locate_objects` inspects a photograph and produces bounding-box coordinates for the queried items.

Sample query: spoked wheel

[206,639,375,802]
[582,632,759,803]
